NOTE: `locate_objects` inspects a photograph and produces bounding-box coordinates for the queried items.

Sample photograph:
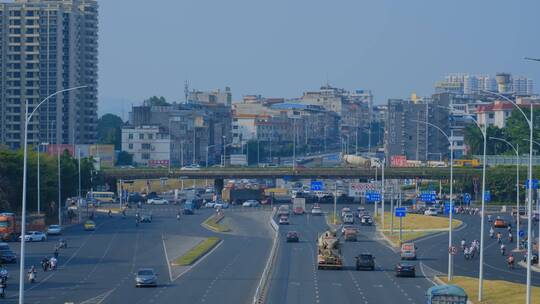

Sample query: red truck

[0,213,45,241]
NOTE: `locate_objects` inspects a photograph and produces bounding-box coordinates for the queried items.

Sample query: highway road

[267,204,433,304]
[2,205,272,304]
[418,212,540,286]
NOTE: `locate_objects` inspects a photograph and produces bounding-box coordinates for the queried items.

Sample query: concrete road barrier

[253,210,279,304]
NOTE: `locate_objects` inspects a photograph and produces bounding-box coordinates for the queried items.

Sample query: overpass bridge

[102,167,482,181]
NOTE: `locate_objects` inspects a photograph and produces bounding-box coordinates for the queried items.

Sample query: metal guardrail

[253,209,279,304]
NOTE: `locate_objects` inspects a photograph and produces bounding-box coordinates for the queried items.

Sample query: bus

[86,191,116,204]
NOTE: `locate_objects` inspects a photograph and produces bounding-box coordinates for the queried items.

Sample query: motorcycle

[59,240,67,249]
[176,214,181,221]
[0,278,6,298]
[27,271,36,283]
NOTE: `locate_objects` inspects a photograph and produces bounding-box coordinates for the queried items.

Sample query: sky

[98,0,540,118]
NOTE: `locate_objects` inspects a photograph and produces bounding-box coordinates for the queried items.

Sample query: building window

[148,134,153,140]
[139,134,144,140]
[488,113,494,119]
[142,143,151,150]
[142,153,150,160]
[128,133,133,139]
[128,143,133,149]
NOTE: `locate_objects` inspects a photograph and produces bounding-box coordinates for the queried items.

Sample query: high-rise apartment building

[0,0,98,149]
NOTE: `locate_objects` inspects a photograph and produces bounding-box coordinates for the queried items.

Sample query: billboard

[349,182,378,197]
[47,144,75,156]
[230,154,247,166]
[89,145,115,167]
[390,155,407,167]
[148,160,170,167]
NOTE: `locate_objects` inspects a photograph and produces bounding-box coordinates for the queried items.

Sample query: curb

[252,209,279,304]
[201,213,230,233]
[518,261,540,273]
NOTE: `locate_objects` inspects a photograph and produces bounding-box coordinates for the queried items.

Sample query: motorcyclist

[27,266,36,283]
[508,232,513,243]
[497,232,502,244]
[508,254,515,269]
[49,256,57,271]
[0,266,8,280]
[461,239,466,251]
[464,247,471,260]
[108,209,112,217]
[488,214,492,222]
[176,212,181,221]
[500,243,506,256]
[469,245,476,259]
[41,258,49,272]
[489,227,495,238]
[59,239,67,249]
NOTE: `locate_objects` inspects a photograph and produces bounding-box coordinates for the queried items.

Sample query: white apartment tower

[0,0,98,149]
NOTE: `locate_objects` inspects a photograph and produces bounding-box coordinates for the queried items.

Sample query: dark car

[135,268,157,287]
[0,249,16,264]
[128,193,146,204]
[395,263,415,277]
[355,253,375,271]
[286,231,299,242]
[361,215,373,226]
[140,214,152,223]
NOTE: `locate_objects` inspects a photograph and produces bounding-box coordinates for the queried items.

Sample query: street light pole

[58,142,62,227]
[482,90,533,304]
[413,119,455,280]
[18,86,87,304]
[489,137,520,251]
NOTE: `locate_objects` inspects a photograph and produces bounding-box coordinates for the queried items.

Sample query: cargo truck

[317,230,343,270]
[293,198,306,215]
[0,212,45,241]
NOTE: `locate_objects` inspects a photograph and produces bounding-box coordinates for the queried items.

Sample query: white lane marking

[161,234,173,283]
[78,288,116,304]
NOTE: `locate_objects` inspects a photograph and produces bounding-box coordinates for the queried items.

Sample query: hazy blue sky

[99,0,540,118]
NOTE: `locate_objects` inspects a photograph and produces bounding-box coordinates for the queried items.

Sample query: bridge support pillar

[214,179,224,196]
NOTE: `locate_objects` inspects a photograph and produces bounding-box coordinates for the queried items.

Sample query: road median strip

[438,275,540,304]
[375,212,463,247]
[325,212,342,230]
[172,237,221,266]
[202,213,231,232]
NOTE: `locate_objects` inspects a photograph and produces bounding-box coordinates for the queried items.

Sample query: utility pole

[57,144,62,226]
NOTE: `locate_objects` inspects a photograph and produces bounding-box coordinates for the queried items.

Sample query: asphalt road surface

[267,204,433,304]
[3,205,272,304]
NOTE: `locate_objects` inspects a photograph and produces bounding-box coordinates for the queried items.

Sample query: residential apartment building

[386,95,450,162]
[121,125,170,167]
[435,73,533,96]
[127,101,231,167]
[299,85,373,150]
[188,87,232,106]
[0,0,98,149]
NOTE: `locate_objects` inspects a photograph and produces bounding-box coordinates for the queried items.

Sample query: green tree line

[465,108,540,156]
[0,148,96,218]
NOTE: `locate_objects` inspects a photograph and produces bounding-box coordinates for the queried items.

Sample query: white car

[242,200,259,207]
[214,201,229,209]
[181,164,201,171]
[20,231,47,242]
[341,225,356,234]
[46,225,62,235]
[204,202,216,208]
[341,208,352,217]
[424,208,439,216]
[147,198,169,205]
[311,206,323,216]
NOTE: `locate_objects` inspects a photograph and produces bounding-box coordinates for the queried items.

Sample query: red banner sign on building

[390,155,407,167]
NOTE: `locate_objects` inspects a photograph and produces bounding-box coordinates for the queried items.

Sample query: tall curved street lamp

[18,86,87,304]
[413,120,455,281]
[482,90,533,304]
[489,137,521,251]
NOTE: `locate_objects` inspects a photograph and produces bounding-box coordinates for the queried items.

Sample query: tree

[97,114,123,150]
[143,96,170,106]
[116,151,133,166]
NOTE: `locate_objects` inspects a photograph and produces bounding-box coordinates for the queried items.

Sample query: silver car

[135,268,157,287]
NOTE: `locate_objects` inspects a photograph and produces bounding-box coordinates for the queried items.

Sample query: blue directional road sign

[366,191,381,202]
[484,191,491,203]
[526,179,539,189]
[420,192,436,203]
[395,207,407,217]
[444,202,454,214]
[311,181,324,191]
[519,230,525,238]
[463,193,471,205]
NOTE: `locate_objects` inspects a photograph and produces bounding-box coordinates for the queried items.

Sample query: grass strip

[173,237,220,266]
[203,214,231,232]
[375,212,462,230]
[438,276,540,304]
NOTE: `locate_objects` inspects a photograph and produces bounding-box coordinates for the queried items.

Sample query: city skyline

[98,0,540,116]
